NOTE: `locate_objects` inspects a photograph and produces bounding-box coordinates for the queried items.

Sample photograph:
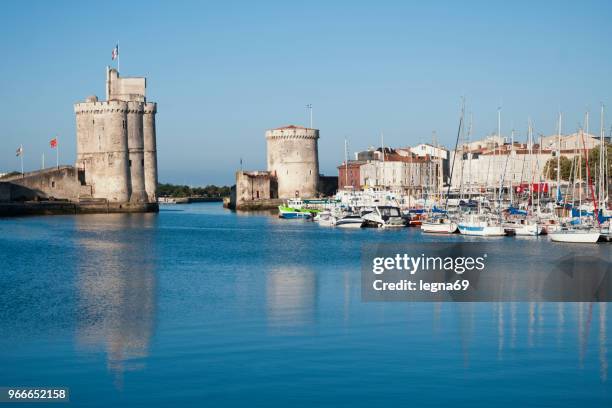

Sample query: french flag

[112,44,118,60]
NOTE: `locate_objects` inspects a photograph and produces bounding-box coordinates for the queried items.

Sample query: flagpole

[56,138,59,169]
[117,41,120,73]
[20,144,24,176]
[42,153,45,170]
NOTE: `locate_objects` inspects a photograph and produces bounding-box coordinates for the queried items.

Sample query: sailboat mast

[556,112,562,202]
[446,98,465,211]
[600,104,605,212]
[510,129,514,205]
[344,138,349,188]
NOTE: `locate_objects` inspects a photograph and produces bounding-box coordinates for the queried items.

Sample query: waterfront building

[449,133,602,190]
[338,147,442,194]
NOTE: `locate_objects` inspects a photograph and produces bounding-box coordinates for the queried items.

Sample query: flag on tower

[112,44,119,60]
[50,138,57,148]
[16,145,23,157]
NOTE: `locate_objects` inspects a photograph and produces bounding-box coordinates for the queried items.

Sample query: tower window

[129,160,132,167]
[141,159,144,166]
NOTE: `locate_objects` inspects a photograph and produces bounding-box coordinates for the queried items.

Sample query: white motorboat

[361,206,406,228]
[334,214,364,228]
[314,210,335,227]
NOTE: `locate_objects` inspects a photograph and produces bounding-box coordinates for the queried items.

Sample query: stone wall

[1,167,81,201]
[235,171,275,207]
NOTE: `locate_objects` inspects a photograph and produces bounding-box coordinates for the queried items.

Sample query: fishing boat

[421,217,458,234]
[278,205,312,219]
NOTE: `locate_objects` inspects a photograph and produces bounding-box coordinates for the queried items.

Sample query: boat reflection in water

[266,266,317,331]
[430,300,608,382]
[74,214,158,388]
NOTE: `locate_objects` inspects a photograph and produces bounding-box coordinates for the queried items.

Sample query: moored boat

[278,205,312,219]
[421,217,458,234]
[458,214,506,236]
[334,214,364,228]
[548,229,601,243]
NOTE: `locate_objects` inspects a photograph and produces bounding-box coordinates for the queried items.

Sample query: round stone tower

[266,125,319,198]
[143,102,158,202]
[126,101,147,203]
[74,100,131,203]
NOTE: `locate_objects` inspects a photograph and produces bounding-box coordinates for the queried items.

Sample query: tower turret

[143,102,158,201]
[266,125,320,198]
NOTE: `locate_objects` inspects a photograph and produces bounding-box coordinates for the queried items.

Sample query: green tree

[543,156,573,181]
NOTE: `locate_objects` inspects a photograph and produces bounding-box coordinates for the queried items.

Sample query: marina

[0,202,611,406]
[1,1,612,406]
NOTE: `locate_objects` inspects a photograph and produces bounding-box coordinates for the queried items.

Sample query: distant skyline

[1,0,612,185]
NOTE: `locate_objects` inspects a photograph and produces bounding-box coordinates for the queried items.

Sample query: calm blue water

[0,202,610,407]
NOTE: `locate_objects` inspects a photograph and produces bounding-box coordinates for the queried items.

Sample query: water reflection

[439,301,610,382]
[600,303,608,382]
[74,214,157,388]
[266,266,317,330]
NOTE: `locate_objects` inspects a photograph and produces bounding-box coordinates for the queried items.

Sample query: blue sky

[1,0,612,185]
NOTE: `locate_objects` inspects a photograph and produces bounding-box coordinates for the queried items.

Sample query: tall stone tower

[74,68,158,203]
[266,125,319,198]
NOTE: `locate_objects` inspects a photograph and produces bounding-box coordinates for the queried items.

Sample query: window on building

[51,181,55,188]
[141,159,144,167]
[129,160,132,167]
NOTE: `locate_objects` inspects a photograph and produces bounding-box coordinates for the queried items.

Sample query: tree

[543,156,572,181]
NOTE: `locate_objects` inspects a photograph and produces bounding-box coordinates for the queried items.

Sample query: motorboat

[361,206,406,228]
[334,214,364,228]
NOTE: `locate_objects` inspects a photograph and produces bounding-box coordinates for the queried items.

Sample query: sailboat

[458,212,506,236]
[549,114,600,243]
[422,215,458,233]
[422,99,463,234]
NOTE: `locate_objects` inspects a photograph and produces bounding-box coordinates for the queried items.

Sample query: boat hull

[549,231,600,243]
[458,224,506,236]
[421,222,458,234]
[335,219,363,228]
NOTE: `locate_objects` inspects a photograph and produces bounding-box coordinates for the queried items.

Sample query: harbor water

[0,202,610,407]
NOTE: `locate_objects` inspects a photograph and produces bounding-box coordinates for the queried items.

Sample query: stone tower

[74,68,158,203]
[266,125,319,198]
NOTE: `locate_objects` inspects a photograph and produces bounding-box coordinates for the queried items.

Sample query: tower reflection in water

[74,214,157,388]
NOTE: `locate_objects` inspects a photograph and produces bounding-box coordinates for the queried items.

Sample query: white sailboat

[458,213,506,236]
[549,228,601,243]
[421,217,458,233]
[548,114,601,244]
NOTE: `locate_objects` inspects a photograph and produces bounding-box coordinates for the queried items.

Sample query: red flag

[50,138,57,148]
